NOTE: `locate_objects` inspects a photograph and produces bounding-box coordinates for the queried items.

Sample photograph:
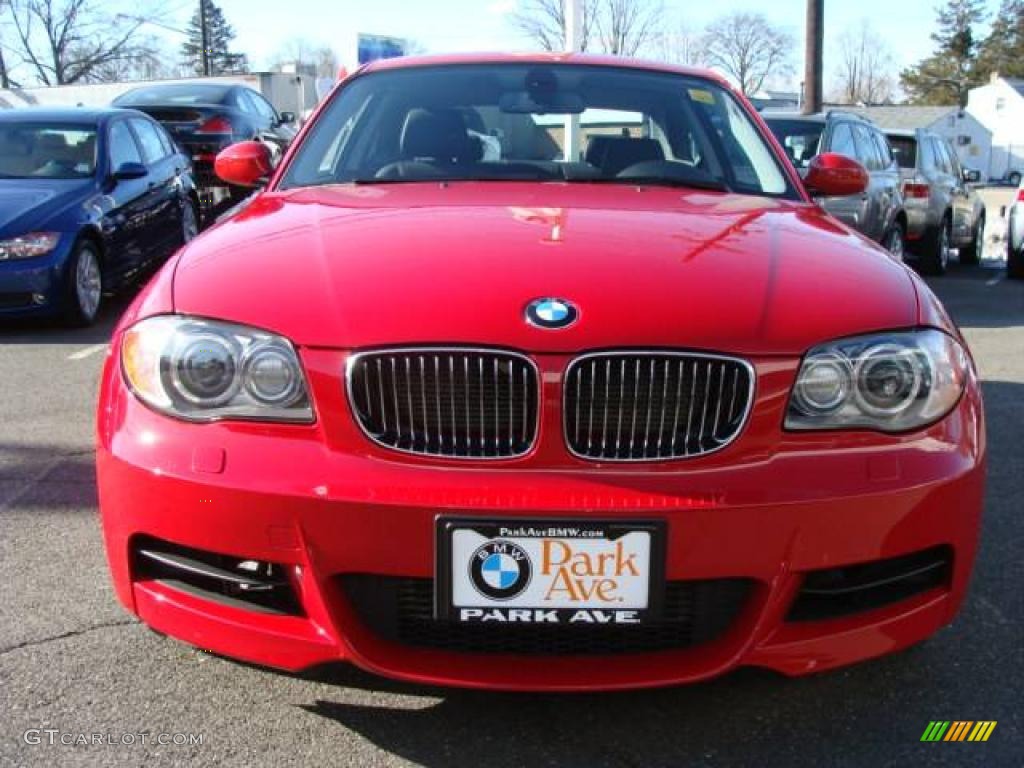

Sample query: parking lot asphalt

[0,253,1021,767]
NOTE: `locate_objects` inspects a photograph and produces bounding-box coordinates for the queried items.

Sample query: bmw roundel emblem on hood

[526,298,578,329]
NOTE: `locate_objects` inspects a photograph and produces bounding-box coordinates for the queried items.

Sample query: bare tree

[650,22,707,67]
[510,0,663,55]
[271,38,342,78]
[596,0,663,56]
[2,0,165,85]
[833,21,896,104]
[89,35,175,83]
[510,0,595,51]
[702,12,794,95]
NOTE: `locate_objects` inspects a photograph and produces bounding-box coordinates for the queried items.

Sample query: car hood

[172,183,920,355]
[0,179,93,236]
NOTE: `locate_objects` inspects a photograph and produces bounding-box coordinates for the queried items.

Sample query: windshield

[281,64,794,197]
[116,85,230,105]
[0,123,97,179]
[764,119,823,171]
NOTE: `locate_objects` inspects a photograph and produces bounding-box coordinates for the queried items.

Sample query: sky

[150,0,1005,91]
[6,0,1010,92]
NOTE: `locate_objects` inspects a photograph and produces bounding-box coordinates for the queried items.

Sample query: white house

[850,106,992,179]
[967,73,1024,181]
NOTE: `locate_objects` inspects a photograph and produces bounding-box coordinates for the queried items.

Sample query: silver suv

[765,111,907,259]
[886,129,985,275]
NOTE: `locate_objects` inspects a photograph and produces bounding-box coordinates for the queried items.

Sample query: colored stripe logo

[921,721,997,742]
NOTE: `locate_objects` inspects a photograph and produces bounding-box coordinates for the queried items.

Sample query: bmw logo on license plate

[526,297,578,329]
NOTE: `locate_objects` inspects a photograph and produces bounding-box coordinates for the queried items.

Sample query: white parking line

[67,343,107,361]
[986,274,1005,287]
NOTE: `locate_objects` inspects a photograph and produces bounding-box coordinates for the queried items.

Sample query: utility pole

[803,0,823,114]
[563,0,582,162]
[199,0,211,76]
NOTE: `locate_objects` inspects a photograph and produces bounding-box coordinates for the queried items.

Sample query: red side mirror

[214,141,272,188]
[804,153,869,197]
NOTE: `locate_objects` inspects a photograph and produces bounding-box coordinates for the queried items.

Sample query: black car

[111,83,297,208]
[765,111,908,259]
[0,108,199,325]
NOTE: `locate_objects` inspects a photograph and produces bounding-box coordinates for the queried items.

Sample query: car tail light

[196,116,233,135]
[1016,188,1024,202]
[903,182,929,199]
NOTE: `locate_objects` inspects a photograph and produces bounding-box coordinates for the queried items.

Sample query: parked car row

[765,110,988,276]
[112,83,298,209]
[0,83,300,325]
[0,108,199,325]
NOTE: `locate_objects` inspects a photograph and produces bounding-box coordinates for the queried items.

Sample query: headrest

[36,133,70,151]
[600,138,665,176]
[400,108,472,164]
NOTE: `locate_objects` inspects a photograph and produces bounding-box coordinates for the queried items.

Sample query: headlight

[0,232,60,260]
[121,315,313,423]
[785,329,968,432]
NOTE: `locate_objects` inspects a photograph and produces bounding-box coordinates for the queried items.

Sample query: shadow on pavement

[924,263,1024,331]
[0,294,130,346]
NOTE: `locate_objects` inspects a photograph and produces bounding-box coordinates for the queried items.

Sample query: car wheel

[1009,239,1024,280]
[883,222,905,261]
[959,214,984,265]
[182,199,200,243]
[918,216,951,276]
[63,241,103,327]
[1009,171,1022,187]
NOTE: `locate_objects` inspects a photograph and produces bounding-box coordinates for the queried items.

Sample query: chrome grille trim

[346,347,540,459]
[564,351,755,462]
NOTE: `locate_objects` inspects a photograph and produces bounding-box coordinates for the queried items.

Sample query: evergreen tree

[180,0,248,76]
[975,0,1024,80]
[900,0,987,105]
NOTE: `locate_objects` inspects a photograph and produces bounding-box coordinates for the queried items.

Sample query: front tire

[918,216,951,276]
[1009,171,1021,187]
[63,241,103,327]
[1009,239,1024,280]
[181,199,200,243]
[883,222,905,262]
[959,213,984,265]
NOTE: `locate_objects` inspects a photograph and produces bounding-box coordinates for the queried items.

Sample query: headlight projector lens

[792,353,851,415]
[169,332,240,405]
[855,344,923,416]
[243,344,303,406]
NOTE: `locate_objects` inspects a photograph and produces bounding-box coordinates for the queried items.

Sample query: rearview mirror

[279,111,296,125]
[214,141,272,188]
[499,90,585,115]
[112,161,148,181]
[804,153,869,197]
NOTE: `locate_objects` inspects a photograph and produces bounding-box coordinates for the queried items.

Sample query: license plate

[436,518,664,625]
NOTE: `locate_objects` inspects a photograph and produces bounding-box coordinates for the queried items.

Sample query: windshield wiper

[578,176,729,193]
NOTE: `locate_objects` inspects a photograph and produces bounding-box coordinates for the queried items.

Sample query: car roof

[118,82,234,97]
[763,110,879,127]
[358,51,732,88]
[0,106,130,124]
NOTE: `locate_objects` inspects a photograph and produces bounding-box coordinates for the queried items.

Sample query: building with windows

[966,73,1024,183]
[850,106,992,180]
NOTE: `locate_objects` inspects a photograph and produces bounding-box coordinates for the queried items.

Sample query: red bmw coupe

[96,54,985,691]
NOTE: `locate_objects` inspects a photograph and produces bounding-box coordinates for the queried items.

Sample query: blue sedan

[0,108,199,325]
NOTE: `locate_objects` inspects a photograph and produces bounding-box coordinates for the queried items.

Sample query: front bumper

[97,348,986,691]
[0,235,74,317]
